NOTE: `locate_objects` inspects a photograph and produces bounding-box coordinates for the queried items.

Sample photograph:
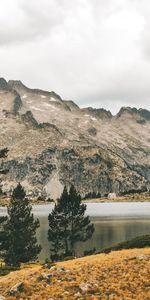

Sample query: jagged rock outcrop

[63,100,80,111]
[117,107,150,121]
[0,78,8,90]
[82,107,112,119]
[0,78,149,200]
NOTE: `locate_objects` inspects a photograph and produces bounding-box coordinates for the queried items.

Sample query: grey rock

[57,267,70,273]
[21,110,39,128]
[74,291,82,298]
[0,78,8,90]
[49,266,57,271]
[39,273,53,282]
[79,283,92,292]
[135,254,150,261]
[9,282,24,295]
[13,94,22,115]
[0,296,6,300]
[82,107,112,119]
[64,291,69,295]
[88,127,97,136]
[0,78,149,200]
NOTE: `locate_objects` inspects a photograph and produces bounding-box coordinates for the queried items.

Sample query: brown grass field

[0,248,150,299]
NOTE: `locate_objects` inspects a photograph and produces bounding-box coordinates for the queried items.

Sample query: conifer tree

[68,185,95,255]
[0,148,9,257]
[48,186,70,260]
[48,185,94,260]
[0,216,7,257]
[2,183,41,266]
[48,204,64,261]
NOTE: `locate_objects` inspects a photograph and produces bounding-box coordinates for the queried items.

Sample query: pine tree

[68,185,95,255]
[0,148,9,257]
[48,185,94,260]
[0,216,7,257]
[48,204,64,261]
[2,183,41,266]
[48,186,70,260]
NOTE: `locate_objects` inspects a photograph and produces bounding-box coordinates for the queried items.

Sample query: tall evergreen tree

[1,183,41,266]
[48,185,94,260]
[68,185,95,255]
[0,216,7,257]
[0,148,9,257]
[48,204,64,261]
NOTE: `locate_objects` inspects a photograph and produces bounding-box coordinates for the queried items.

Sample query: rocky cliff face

[0,78,149,200]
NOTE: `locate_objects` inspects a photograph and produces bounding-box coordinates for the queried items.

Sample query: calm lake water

[1,202,150,262]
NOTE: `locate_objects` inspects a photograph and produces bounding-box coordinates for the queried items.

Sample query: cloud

[0,0,67,45]
[0,0,150,113]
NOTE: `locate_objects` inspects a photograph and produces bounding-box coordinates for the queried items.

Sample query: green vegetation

[48,185,95,261]
[120,187,148,196]
[0,264,20,276]
[0,216,7,258]
[1,183,41,266]
[83,191,101,199]
[0,148,9,256]
[101,235,150,254]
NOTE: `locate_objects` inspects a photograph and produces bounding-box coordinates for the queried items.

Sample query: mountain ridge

[0,78,149,200]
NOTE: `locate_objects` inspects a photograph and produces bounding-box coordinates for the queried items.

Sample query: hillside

[0,248,150,299]
[0,78,150,200]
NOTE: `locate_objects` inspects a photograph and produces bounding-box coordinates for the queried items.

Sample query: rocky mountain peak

[63,100,80,111]
[82,107,112,119]
[117,107,136,117]
[8,80,29,93]
[117,107,150,122]
[138,108,150,121]
[0,78,149,200]
[0,77,8,89]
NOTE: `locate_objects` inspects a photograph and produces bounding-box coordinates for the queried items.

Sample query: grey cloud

[0,0,150,113]
[0,0,67,45]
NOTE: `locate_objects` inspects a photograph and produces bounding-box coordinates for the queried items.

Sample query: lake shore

[0,192,150,207]
[1,202,150,262]
[0,193,150,206]
[83,192,150,203]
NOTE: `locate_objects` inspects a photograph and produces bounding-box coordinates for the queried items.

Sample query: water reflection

[1,203,150,262]
[37,216,150,262]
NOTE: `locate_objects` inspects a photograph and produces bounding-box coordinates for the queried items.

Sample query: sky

[0,0,150,114]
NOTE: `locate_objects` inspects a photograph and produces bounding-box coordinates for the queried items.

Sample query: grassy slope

[101,235,150,253]
[0,248,150,300]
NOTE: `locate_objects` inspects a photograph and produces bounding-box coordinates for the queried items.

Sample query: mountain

[0,78,149,200]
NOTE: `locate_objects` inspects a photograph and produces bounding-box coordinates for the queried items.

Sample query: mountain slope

[0,78,149,199]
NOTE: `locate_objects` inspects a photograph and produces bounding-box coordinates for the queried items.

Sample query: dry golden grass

[0,248,150,299]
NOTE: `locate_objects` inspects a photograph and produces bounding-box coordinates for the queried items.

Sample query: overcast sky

[0,0,150,113]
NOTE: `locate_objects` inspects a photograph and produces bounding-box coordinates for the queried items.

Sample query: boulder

[0,296,6,300]
[79,283,92,292]
[9,282,24,295]
[135,254,150,261]
[38,273,53,283]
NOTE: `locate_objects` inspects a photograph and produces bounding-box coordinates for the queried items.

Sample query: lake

[0,202,150,262]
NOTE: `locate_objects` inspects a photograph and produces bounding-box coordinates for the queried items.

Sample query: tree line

[0,148,94,266]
